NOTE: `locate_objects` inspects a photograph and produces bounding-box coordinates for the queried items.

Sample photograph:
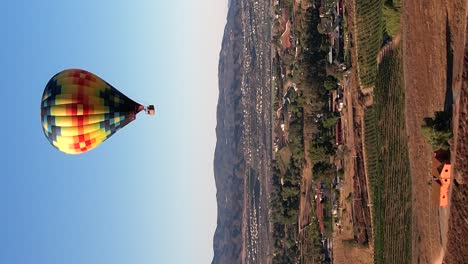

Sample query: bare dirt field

[444,9,468,264]
[346,0,373,246]
[402,0,467,263]
[332,235,373,264]
[333,66,374,264]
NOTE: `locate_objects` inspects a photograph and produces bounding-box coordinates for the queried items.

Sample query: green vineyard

[354,0,384,88]
[364,107,383,261]
[364,47,412,264]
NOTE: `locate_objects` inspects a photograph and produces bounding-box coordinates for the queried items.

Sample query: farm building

[439,164,451,207]
[432,150,451,207]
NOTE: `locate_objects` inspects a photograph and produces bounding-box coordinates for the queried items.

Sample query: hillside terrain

[213,0,272,262]
[213,0,468,263]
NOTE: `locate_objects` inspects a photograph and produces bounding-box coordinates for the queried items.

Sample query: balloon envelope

[41,69,152,154]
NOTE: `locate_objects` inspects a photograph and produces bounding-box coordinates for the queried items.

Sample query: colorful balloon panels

[41,69,151,154]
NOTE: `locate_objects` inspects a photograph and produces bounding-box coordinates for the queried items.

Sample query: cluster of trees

[309,138,334,163]
[271,163,301,262]
[288,91,305,167]
[301,9,328,87]
[324,75,339,91]
[271,5,343,264]
[271,91,304,262]
[301,220,330,263]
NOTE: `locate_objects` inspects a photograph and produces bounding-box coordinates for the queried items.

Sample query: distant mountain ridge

[212,0,245,263]
[213,0,273,261]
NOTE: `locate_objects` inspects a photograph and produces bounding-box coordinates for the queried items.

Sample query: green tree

[286,237,297,249]
[324,75,339,91]
[422,127,452,150]
[422,111,452,150]
[322,115,340,129]
[313,162,335,179]
[309,143,329,163]
[310,134,336,162]
[281,186,300,200]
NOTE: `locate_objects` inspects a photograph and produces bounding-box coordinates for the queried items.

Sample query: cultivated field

[353,0,383,88]
[364,47,412,264]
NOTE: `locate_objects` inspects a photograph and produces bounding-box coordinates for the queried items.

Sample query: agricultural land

[213,0,468,263]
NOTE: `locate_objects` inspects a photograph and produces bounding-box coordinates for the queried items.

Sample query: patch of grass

[383,4,401,36]
[277,147,292,175]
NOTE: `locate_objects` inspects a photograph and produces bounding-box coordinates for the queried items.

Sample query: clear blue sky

[0,1,226,263]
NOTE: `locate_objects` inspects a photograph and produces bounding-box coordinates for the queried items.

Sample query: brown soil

[332,234,374,264]
[444,6,468,263]
[333,66,374,264]
[402,0,467,263]
[352,121,372,245]
[281,20,292,50]
[345,0,373,246]
[279,8,289,32]
[444,186,468,264]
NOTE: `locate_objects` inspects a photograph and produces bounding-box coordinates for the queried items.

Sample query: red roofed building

[432,150,451,207]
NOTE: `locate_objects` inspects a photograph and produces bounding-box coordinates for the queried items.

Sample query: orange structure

[432,150,451,207]
[439,164,451,207]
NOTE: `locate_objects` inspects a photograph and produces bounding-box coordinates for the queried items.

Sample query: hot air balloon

[41,69,155,154]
